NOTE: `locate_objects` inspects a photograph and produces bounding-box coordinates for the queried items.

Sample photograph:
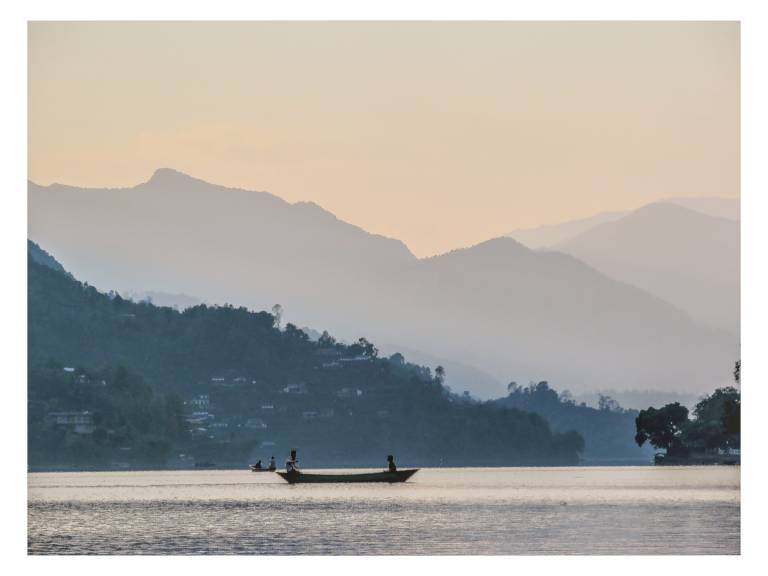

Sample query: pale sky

[28,21,739,257]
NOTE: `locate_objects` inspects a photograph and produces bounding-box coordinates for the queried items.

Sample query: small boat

[277,468,419,484]
[249,464,276,472]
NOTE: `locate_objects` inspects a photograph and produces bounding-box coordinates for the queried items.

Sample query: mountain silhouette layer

[507,196,738,249]
[554,202,739,335]
[29,170,738,398]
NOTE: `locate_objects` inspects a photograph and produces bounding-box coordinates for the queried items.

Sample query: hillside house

[210,370,253,387]
[314,348,342,359]
[245,418,268,429]
[339,356,370,364]
[336,387,363,399]
[282,383,308,394]
[48,411,94,434]
[302,408,334,420]
[189,394,210,410]
[185,411,214,425]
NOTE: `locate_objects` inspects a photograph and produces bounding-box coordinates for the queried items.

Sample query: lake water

[27,466,739,555]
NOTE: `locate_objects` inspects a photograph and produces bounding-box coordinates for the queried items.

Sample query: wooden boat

[249,465,276,472]
[277,468,419,484]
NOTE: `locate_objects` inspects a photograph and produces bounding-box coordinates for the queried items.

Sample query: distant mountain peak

[612,201,735,228]
[450,236,531,257]
[633,201,701,216]
[146,167,209,187]
[420,236,531,267]
[475,236,530,251]
[554,199,739,335]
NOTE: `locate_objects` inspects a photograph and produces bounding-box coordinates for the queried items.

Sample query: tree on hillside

[318,330,336,347]
[284,323,309,342]
[559,390,575,406]
[271,304,283,330]
[505,381,561,412]
[435,365,445,386]
[634,403,689,451]
[598,394,623,413]
[351,337,378,358]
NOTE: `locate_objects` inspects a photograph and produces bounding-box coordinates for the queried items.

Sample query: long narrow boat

[277,469,419,484]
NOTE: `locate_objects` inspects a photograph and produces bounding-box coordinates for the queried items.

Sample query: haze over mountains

[28,169,739,400]
[508,211,628,250]
[554,203,739,335]
[508,196,739,249]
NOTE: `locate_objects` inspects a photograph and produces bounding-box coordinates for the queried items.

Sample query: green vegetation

[494,381,652,463]
[28,364,187,466]
[634,376,740,464]
[28,252,585,469]
[634,403,689,452]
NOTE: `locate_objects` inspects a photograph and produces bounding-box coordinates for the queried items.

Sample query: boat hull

[277,469,419,484]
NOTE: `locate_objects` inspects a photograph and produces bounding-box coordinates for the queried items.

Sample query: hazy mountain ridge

[29,169,416,335]
[508,211,627,250]
[554,202,739,335]
[28,171,738,398]
[507,196,739,249]
[664,196,740,221]
[368,236,736,396]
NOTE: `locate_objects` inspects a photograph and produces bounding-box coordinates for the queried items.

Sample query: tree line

[634,365,740,463]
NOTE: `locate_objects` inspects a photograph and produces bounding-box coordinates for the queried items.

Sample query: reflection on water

[28,466,739,555]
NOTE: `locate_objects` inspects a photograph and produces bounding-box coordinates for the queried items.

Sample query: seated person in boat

[251,459,262,470]
[387,454,397,472]
[285,449,300,473]
[268,455,276,471]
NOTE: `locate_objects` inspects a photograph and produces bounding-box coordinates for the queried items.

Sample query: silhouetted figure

[387,454,397,472]
[286,449,299,473]
[268,455,276,471]
[252,459,262,470]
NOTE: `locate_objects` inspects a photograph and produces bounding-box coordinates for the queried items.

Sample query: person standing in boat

[252,459,262,470]
[268,455,276,471]
[387,454,397,472]
[286,449,299,473]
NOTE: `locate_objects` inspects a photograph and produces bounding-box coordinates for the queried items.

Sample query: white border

[4,1,767,574]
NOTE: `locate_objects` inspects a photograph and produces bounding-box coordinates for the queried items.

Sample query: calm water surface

[28,466,739,555]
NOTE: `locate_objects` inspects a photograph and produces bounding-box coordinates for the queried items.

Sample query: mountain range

[28,169,739,400]
[507,196,739,249]
[553,202,739,335]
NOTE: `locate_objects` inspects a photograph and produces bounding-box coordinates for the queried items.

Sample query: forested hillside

[494,381,653,463]
[28,249,584,469]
